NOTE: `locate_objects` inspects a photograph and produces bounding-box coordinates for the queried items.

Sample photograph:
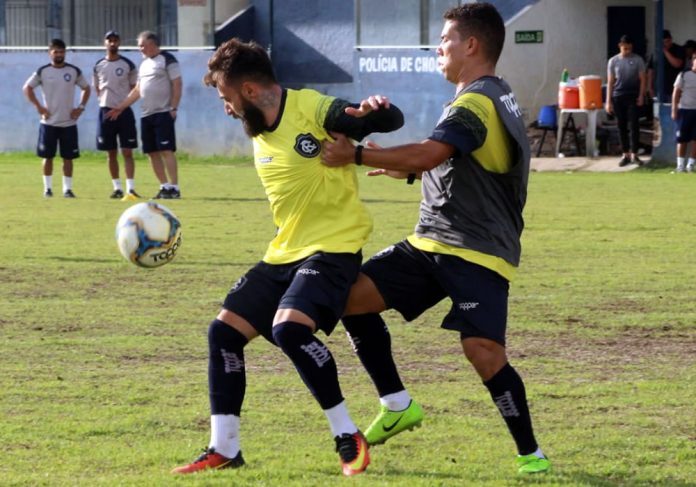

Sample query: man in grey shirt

[93,30,139,200]
[107,31,182,199]
[606,35,646,167]
[23,38,91,197]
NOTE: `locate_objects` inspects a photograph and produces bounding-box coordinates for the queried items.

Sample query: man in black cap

[648,29,685,101]
[93,30,140,199]
[606,35,646,166]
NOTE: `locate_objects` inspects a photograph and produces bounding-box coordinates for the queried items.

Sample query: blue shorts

[222,251,363,344]
[37,124,79,159]
[676,109,696,143]
[361,240,510,345]
[97,107,138,150]
[141,112,176,153]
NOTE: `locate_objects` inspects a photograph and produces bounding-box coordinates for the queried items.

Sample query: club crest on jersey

[294,133,320,158]
[116,67,124,76]
[63,73,72,82]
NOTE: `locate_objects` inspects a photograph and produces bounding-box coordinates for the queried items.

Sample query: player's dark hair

[444,2,505,64]
[204,38,277,88]
[49,38,66,50]
[138,30,160,46]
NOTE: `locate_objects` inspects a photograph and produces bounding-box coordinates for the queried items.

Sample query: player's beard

[241,98,267,137]
[53,56,64,64]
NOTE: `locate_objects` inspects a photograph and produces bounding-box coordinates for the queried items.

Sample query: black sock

[342,313,405,396]
[483,362,539,455]
[272,321,343,410]
[208,319,248,415]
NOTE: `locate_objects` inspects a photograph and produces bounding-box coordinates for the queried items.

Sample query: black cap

[619,34,633,45]
[104,30,120,39]
[663,29,672,39]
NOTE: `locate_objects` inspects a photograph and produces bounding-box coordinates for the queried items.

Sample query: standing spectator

[23,38,90,197]
[323,2,550,475]
[107,31,182,199]
[683,40,696,71]
[606,35,646,166]
[647,30,685,101]
[672,53,696,172]
[93,30,140,200]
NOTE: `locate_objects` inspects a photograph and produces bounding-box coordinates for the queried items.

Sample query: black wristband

[355,144,363,166]
[407,173,416,185]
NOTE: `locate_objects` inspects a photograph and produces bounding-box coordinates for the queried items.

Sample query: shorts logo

[63,73,72,82]
[297,268,320,276]
[230,276,247,293]
[294,133,320,158]
[115,67,124,76]
[372,245,395,260]
[98,136,104,144]
[458,302,479,311]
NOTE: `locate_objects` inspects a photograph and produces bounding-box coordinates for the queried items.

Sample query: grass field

[1,152,695,486]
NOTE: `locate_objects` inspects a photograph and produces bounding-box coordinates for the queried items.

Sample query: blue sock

[272,321,343,409]
[208,319,248,415]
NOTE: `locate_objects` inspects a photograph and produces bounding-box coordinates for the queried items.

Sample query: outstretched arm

[324,94,404,140]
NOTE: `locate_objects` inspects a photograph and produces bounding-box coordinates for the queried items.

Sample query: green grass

[1,152,695,486]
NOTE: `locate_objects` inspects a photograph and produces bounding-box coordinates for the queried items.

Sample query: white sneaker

[687,164,694,173]
[677,164,685,173]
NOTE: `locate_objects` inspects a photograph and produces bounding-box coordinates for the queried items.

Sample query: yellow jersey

[253,88,373,264]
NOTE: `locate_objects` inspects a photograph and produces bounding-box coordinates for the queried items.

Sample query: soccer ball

[115,202,182,268]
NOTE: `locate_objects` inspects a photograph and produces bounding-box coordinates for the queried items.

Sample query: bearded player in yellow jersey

[171,39,404,477]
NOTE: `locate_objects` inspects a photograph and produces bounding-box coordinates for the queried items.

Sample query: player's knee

[272,321,311,349]
[462,337,505,363]
[208,319,248,348]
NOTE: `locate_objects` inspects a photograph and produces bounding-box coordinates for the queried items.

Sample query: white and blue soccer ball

[115,202,182,268]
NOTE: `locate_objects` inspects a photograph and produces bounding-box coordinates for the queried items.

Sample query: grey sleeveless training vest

[416,76,530,267]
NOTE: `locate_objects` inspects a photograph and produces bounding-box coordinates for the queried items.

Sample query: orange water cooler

[558,82,579,109]
[578,75,602,109]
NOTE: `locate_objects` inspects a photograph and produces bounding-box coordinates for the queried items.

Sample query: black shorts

[37,124,79,159]
[97,107,138,150]
[141,112,176,154]
[361,240,510,346]
[676,108,696,143]
[222,251,362,344]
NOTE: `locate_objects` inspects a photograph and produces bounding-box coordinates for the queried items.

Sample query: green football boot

[516,453,551,474]
[364,400,424,446]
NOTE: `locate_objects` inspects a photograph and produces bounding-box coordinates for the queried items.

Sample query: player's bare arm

[23,85,49,119]
[106,83,140,120]
[323,134,453,174]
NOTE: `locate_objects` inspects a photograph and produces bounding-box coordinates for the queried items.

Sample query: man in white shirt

[107,31,182,199]
[23,38,91,198]
[93,30,139,200]
[672,53,696,172]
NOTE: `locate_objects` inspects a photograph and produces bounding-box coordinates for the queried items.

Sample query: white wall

[2,50,252,156]
[178,0,249,46]
[498,0,661,123]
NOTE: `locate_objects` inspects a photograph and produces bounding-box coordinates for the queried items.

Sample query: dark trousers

[612,94,640,153]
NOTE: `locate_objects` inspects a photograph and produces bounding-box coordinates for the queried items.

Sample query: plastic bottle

[561,68,569,83]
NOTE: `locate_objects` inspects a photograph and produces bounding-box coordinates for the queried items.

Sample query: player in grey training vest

[23,38,91,198]
[93,30,140,200]
[107,31,182,199]
[322,3,550,475]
